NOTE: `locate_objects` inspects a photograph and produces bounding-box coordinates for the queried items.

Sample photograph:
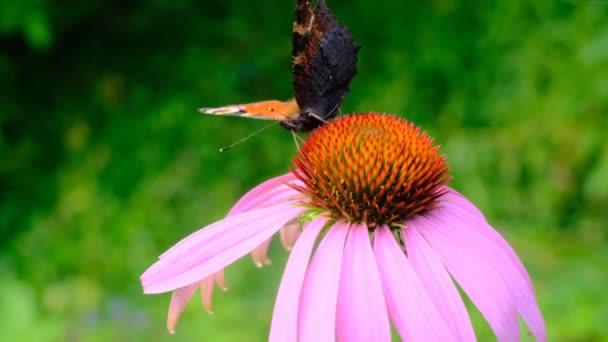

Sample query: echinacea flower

[141,113,546,341]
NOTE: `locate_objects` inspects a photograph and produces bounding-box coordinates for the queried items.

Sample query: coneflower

[141,113,546,341]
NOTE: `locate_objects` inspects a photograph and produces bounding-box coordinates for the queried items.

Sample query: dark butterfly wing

[292,0,336,60]
[302,26,358,120]
[287,0,359,132]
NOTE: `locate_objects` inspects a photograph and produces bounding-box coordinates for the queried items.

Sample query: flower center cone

[292,113,451,227]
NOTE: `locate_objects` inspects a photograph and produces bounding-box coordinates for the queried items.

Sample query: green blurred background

[1,0,607,341]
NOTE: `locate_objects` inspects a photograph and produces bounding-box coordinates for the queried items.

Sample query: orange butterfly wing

[199,99,299,121]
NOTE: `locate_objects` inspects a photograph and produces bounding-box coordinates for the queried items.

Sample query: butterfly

[199,0,359,132]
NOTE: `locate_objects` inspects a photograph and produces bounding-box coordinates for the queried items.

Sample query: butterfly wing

[291,0,359,124]
[303,26,359,119]
[199,99,299,121]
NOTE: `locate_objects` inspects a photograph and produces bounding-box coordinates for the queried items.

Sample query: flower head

[141,113,546,341]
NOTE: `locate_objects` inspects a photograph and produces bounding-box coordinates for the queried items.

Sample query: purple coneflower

[141,113,546,341]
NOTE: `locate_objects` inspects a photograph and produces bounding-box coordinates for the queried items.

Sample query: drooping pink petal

[336,224,391,342]
[199,276,215,313]
[404,225,476,341]
[144,204,291,283]
[411,215,521,341]
[166,268,230,334]
[228,173,301,216]
[199,270,229,314]
[142,204,303,293]
[160,177,300,260]
[297,222,349,341]
[269,217,326,342]
[279,220,302,251]
[440,186,487,222]
[167,282,200,334]
[251,238,272,267]
[441,187,537,302]
[439,193,533,289]
[373,226,457,341]
[426,208,546,341]
[213,269,228,291]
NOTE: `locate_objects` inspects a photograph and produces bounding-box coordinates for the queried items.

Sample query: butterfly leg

[292,130,306,151]
[308,112,329,124]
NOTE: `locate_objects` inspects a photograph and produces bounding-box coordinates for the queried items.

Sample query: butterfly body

[199,0,359,133]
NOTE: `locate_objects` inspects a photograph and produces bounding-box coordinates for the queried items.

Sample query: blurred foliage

[1,0,607,341]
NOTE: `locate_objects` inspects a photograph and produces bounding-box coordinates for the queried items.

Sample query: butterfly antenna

[219,121,280,152]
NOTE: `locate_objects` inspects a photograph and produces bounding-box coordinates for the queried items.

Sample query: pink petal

[199,276,215,313]
[279,220,302,251]
[251,238,272,267]
[161,178,300,260]
[144,205,287,283]
[228,173,301,216]
[228,185,300,216]
[297,222,349,341]
[439,194,533,289]
[153,203,299,273]
[199,269,228,313]
[440,186,487,222]
[167,282,200,334]
[269,217,326,342]
[411,215,521,341]
[441,186,538,306]
[213,269,228,291]
[167,268,229,334]
[404,225,476,341]
[200,269,229,314]
[336,224,391,341]
[426,208,546,341]
[142,204,303,293]
[373,226,457,341]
